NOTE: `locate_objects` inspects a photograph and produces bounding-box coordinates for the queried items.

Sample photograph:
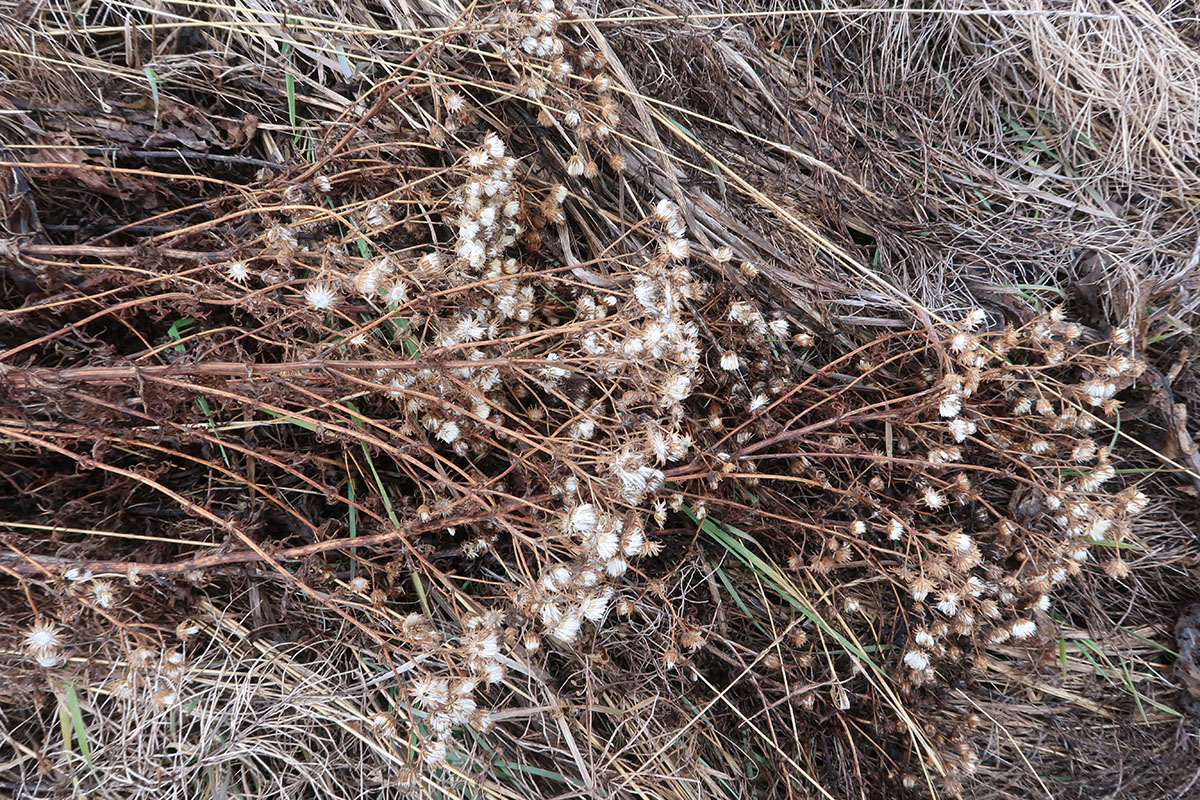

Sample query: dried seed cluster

[735,308,1154,792]
[888,312,1148,685]
[4,2,1166,795]
[170,4,707,777]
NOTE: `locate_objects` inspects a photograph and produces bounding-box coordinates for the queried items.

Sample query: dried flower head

[304,282,338,310]
[91,580,117,609]
[24,620,61,654]
[226,260,250,282]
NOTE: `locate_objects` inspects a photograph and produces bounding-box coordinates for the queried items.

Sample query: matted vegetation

[1,2,1198,798]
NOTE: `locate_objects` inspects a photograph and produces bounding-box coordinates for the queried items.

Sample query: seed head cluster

[4,2,1171,796]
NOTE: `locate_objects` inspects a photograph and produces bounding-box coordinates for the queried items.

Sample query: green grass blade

[144,67,160,120]
[62,681,92,767]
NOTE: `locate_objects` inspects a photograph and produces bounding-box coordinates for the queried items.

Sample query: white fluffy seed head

[588,528,620,560]
[622,524,646,557]
[580,588,612,622]
[483,132,505,159]
[91,580,116,609]
[383,281,407,305]
[564,503,598,534]
[418,251,443,274]
[1125,490,1150,515]
[939,393,962,418]
[654,199,681,225]
[304,282,338,310]
[35,651,63,668]
[435,420,461,444]
[948,418,976,442]
[663,237,690,261]
[226,260,250,282]
[411,677,449,708]
[922,487,947,510]
[422,739,447,767]
[1011,620,1038,640]
[948,532,973,552]
[961,309,986,330]
[548,612,582,643]
[24,621,61,653]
